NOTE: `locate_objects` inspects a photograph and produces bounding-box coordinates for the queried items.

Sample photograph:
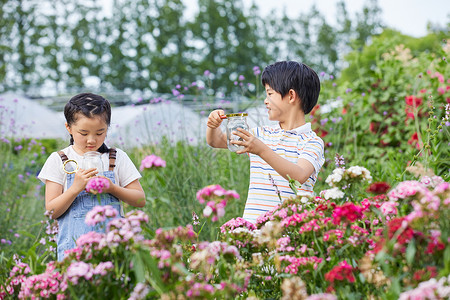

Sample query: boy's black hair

[64,93,111,153]
[261,61,320,114]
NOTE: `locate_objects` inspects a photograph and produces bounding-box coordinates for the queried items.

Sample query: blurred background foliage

[1,0,447,97]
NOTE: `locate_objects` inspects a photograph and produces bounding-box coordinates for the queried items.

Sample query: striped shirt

[242,123,325,223]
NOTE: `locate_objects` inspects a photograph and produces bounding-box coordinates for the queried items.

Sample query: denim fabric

[57,171,121,261]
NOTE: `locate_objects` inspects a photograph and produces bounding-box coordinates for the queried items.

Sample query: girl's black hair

[261,61,320,114]
[64,93,111,153]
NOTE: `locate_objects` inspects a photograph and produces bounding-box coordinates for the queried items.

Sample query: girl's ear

[65,122,72,134]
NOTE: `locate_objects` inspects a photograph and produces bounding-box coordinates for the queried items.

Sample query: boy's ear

[288,89,298,104]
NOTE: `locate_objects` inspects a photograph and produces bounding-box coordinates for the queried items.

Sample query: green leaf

[17,230,36,239]
[405,240,416,265]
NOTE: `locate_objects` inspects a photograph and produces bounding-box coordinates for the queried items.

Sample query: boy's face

[264,84,290,121]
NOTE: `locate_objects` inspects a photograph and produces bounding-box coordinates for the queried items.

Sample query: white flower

[320,187,345,200]
[347,166,372,182]
[300,197,309,204]
[203,206,213,217]
[325,168,344,186]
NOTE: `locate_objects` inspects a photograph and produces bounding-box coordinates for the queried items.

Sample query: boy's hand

[72,168,98,193]
[207,109,226,129]
[232,128,268,156]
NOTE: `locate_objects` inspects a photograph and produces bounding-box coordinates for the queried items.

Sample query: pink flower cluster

[196,184,239,222]
[387,180,427,201]
[66,261,114,284]
[75,231,105,250]
[18,262,66,299]
[105,210,149,247]
[85,176,110,194]
[276,237,295,252]
[85,205,118,226]
[186,282,215,298]
[154,224,196,246]
[332,203,364,225]
[128,283,150,300]
[220,217,256,233]
[139,154,166,171]
[0,262,31,298]
[279,255,323,274]
[190,241,242,273]
[399,275,450,300]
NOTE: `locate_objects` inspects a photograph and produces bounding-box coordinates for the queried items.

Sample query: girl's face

[65,114,108,155]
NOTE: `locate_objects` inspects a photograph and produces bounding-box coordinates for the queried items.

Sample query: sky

[179,0,449,38]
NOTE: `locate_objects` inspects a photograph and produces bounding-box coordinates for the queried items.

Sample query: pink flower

[220,217,256,233]
[380,201,398,215]
[196,184,239,222]
[85,205,118,226]
[388,181,427,201]
[332,203,363,225]
[139,154,166,171]
[66,262,93,284]
[85,176,110,194]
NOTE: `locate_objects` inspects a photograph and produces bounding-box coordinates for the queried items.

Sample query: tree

[189,0,268,94]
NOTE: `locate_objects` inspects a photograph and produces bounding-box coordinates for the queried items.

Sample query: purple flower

[253,66,261,76]
[238,75,245,81]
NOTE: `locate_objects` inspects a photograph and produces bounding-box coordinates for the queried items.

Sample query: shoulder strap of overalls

[57,151,68,163]
[109,148,117,171]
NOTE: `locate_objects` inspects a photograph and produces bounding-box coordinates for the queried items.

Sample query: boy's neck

[279,113,306,130]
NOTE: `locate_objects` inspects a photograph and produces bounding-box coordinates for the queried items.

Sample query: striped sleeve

[298,137,325,174]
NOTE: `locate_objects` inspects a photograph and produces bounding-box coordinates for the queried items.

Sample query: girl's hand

[72,168,98,193]
[97,176,114,194]
[232,128,268,156]
[206,109,226,129]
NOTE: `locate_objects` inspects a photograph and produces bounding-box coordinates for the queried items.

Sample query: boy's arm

[206,109,228,148]
[233,128,315,183]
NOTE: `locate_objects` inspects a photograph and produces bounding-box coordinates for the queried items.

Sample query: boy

[206,61,325,224]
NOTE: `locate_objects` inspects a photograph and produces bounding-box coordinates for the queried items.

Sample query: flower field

[0,35,449,299]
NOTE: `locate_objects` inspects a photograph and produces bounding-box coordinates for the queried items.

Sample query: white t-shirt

[37,146,142,192]
[243,123,325,223]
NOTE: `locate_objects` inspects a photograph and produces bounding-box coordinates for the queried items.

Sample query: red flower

[342,107,347,115]
[405,106,416,119]
[367,182,391,194]
[408,132,421,149]
[369,122,378,134]
[310,104,320,116]
[405,95,423,107]
[325,260,355,284]
[425,239,445,254]
[387,217,414,245]
[318,129,328,138]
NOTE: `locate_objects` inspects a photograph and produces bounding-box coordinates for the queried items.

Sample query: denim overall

[56,148,122,261]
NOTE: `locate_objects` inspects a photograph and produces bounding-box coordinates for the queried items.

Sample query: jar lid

[226,113,248,117]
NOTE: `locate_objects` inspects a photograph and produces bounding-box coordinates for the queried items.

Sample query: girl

[38,93,145,260]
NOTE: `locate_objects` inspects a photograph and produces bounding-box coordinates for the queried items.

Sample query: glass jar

[225,113,249,152]
[81,151,104,174]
